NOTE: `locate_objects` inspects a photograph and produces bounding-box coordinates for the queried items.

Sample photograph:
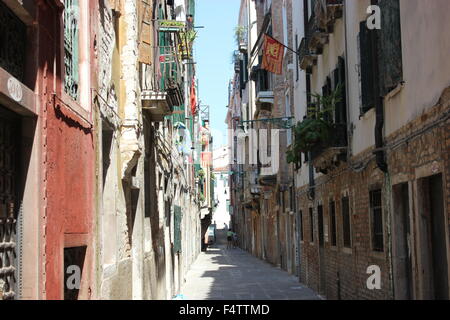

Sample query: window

[334,57,347,124]
[359,0,402,114]
[377,0,403,96]
[359,20,376,113]
[342,196,351,248]
[309,207,314,243]
[299,210,304,241]
[285,93,292,146]
[370,190,384,252]
[0,1,27,81]
[64,0,80,100]
[329,201,337,247]
[318,205,324,246]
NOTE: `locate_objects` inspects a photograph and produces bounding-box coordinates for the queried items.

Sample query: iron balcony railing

[143,45,184,109]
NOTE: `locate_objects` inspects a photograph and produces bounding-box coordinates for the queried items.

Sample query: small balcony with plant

[298,0,344,72]
[250,65,274,117]
[141,22,194,122]
[287,84,347,174]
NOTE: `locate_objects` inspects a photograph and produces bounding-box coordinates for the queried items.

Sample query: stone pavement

[180,239,321,300]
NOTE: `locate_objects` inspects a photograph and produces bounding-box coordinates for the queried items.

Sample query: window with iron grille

[370,190,384,252]
[329,200,337,247]
[309,207,314,243]
[342,196,351,248]
[64,0,80,100]
[0,1,27,81]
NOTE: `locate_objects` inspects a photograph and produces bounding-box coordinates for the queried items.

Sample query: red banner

[201,152,212,167]
[261,34,284,75]
[190,77,197,115]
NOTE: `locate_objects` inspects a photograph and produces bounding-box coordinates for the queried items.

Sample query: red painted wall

[37,0,95,300]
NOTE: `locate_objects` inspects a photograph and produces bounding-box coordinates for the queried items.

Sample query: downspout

[343,1,352,160]
[370,0,387,173]
[370,0,393,298]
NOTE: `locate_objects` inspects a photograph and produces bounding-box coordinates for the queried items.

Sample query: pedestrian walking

[226,229,233,249]
[232,231,238,249]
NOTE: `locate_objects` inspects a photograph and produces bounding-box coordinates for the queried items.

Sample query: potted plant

[287,84,343,169]
[235,25,247,51]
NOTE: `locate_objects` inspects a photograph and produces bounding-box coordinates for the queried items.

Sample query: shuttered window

[299,210,304,241]
[329,201,337,247]
[359,20,376,113]
[138,0,153,65]
[335,56,347,124]
[378,0,403,96]
[370,190,384,252]
[359,0,402,113]
[342,196,351,248]
[309,207,314,243]
[173,206,182,253]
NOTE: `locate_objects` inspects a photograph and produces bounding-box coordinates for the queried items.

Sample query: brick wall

[297,86,450,300]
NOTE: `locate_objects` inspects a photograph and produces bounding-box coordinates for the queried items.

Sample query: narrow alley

[1,0,449,304]
[181,229,320,300]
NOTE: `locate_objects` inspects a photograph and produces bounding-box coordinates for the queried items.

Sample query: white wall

[293,0,450,189]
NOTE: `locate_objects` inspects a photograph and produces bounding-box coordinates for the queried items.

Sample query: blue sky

[194,0,240,148]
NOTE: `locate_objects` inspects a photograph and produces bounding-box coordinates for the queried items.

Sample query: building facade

[230,0,450,300]
[0,0,207,300]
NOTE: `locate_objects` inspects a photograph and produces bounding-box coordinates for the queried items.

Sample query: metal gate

[0,107,20,300]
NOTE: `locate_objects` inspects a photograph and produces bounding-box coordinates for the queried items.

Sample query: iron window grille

[370,190,384,252]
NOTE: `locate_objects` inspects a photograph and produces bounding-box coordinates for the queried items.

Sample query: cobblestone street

[180,230,321,300]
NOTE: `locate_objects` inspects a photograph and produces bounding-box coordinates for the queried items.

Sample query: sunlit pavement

[180,232,321,300]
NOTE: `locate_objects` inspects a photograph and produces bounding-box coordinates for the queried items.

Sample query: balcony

[298,1,344,72]
[250,65,273,117]
[324,0,344,32]
[298,37,317,73]
[257,159,277,187]
[311,123,348,174]
[306,13,329,54]
[141,46,183,122]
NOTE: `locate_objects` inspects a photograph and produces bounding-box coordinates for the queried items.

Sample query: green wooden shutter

[335,56,347,124]
[173,206,182,253]
[359,21,376,113]
[378,0,402,96]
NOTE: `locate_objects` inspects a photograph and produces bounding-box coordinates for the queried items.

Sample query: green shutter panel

[359,21,376,113]
[337,56,347,125]
[173,206,182,253]
[378,0,402,96]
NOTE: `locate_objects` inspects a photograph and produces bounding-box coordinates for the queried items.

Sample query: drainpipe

[343,1,352,160]
[371,1,388,173]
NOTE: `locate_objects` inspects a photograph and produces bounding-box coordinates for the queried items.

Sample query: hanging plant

[179,29,198,60]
